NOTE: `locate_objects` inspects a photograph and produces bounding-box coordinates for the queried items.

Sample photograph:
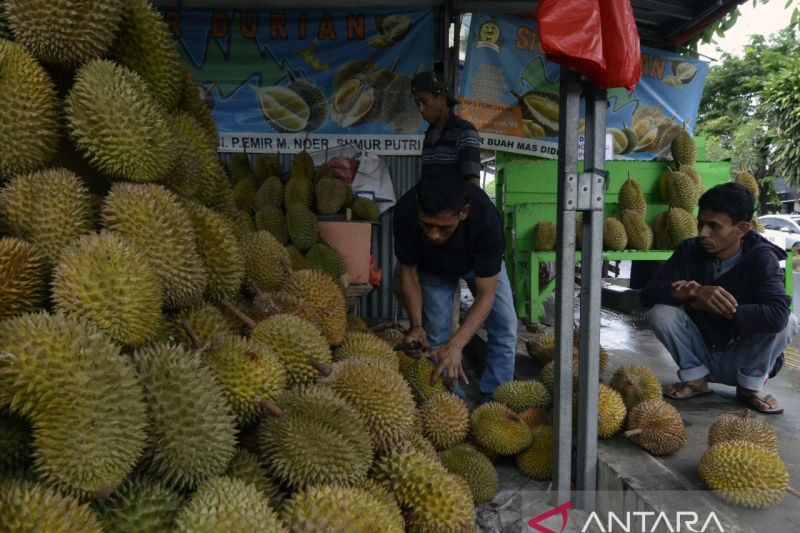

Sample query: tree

[761,54,800,185]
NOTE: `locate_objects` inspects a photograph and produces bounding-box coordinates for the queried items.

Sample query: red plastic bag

[537,0,641,91]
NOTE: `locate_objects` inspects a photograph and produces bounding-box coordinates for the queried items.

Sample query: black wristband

[409,324,423,330]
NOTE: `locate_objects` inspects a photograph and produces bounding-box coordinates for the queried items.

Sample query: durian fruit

[318,358,417,452]
[698,440,789,509]
[404,430,440,461]
[255,205,289,244]
[241,230,291,293]
[232,177,257,213]
[734,169,759,200]
[228,154,254,182]
[176,64,218,151]
[0,313,148,498]
[525,333,555,367]
[285,203,319,251]
[0,412,32,474]
[596,383,627,439]
[0,480,102,533]
[374,447,475,531]
[0,238,47,320]
[352,197,381,221]
[168,113,223,206]
[439,443,498,504]
[618,173,647,216]
[96,477,183,533]
[609,365,662,410]
[292,150,314,178]
[516,425,554,480]
[315,177,348,214]
[621,209,653,251]
[52,232,162,346]
[133,343,237,490]
[113,0,183,111]
[250,313,331,387]
[305,242,345,278]
[653,211,673,249]
[205,337,287,425]
[185,203,245,303]
[678,164,704,197]
[658,166,672,202]
[102,183,207,309]
[283,269,347,345]
[533,220,556,251]
[402,356,447,403]
[420,392,470,450]
[603,217,627,251]
[539,343,610,391]
[493,380,551,412]
[666,206,697,245]
[0,168,94,263]
[284,173,313,208]
[333,58,380,93]
[518,408,552,429]
[288,74,329,132]
[625,399,686,456]
[254,154,282,184]
[347,313,369,331]
[258,386,373,490]
[282,484,404,533]
[708,410,778,453]
[224,449,283,510]
[171,303,240,348]
[667,170,698,211]
[251,291,323,332]
[334,330,398,369]
[0,40,59,179]
[313,162,335,184]
[670,129,697,166]
[173,477,285,533]
[67,60,177,183]
[471,402,533,456]
[285,244,308,271]
[255,176,284,210]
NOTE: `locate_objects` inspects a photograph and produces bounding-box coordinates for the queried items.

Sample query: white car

[758,214,800,251]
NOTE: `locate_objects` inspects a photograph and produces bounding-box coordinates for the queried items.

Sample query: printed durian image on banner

[460,14,709,161]
[161,8,434,154]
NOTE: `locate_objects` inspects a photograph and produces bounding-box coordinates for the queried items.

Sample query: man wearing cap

[412,70,482,186]
[393,167,516,401]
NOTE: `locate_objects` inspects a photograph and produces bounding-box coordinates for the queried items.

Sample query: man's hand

[671,280,700,301]
[431,341,469,388]
[403,325,429,348]
[673,280,737,319]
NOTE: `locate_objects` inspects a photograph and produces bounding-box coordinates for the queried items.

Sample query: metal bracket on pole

[575,169,607,211]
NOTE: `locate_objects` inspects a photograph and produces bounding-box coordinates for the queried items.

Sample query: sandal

[663,381,713,400]
[736,391,784,415]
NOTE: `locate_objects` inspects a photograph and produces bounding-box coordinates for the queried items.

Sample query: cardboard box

[318,221,372,283]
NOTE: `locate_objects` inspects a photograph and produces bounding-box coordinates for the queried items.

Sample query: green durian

[0,238,48,321]
[352,197,380,221]
[282,269,347,345]
[255,205,289,244]
[241,230,291,293]
[285,203,319,251]
[439,443,498,504]
[97,477,183,533]
[0,480,102,533]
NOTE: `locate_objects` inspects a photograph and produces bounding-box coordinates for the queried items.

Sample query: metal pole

[575,83,607,511]
[552,68,581,505]
[451,13,462,96]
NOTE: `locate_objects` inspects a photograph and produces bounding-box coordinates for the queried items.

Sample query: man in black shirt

[393,168,517,400]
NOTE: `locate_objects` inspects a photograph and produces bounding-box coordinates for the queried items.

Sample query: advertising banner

[162,8,434,154]
[459,14,709,160]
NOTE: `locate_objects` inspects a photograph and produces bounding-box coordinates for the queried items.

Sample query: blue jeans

[648,304,798,391]
[420,262,517,398]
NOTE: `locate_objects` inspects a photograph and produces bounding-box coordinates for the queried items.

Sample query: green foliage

[762,54,800,185]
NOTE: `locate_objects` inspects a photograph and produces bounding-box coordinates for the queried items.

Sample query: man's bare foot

[736,387,784,414]
[663,377,712,400]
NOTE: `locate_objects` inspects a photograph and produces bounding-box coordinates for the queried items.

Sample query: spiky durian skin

[374,447,475,531]
[206,337,287,425]
[284,175,313,208]
[333,330,398,369]
[0,168,94,263]
[471,402,533,456]
[698,440,788,509]
[133,343,236,490]
[420,392,470,450]
[170,303,241,348]
[708,412,778,453]
[224,449,283,510]
[102,183,208,309]
[595,384,627,439]
[112,0,182,111]
[254,154,282,183]
[52,232,162,346]
[4,0,123,65]
[282,269,347,345]
[242,230,291,293]
[255,176,284,211]
[304,242,345,278]
[0,480,102,533]
[97,477,183,533]
[670,130,697,166]
[174,477,286,533]
[285,203,319,252]
[734,171,759,200]
[525,333,555,366]
[626,399,686,456]
[168,113,223,206]
[609,365,663,410]
[255,205,289,244]
[352,197,380,221]
[0,313,148,499]
[533,221,557,251]
[176,64,218,151]
[516,425,554,481]
[493,380,551,412]
[251,291,323,331]
[282,484,404,533]
[439,443,498,504]
[0,413,32,474]
[185,202,245,303]
[0,238,47,320]
[67,60,176,183]
[292,151,314,179]
[234,177,258,213]
[320,358,417,452]
[258,386,373,491]
[250,314,332,387]
[315,177,348,214]
[0,41,59,179]
[518,408,552,429]
[403,356,447,403]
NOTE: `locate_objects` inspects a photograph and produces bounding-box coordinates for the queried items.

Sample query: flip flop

[736,391,784,415]
[663,381,713,400]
